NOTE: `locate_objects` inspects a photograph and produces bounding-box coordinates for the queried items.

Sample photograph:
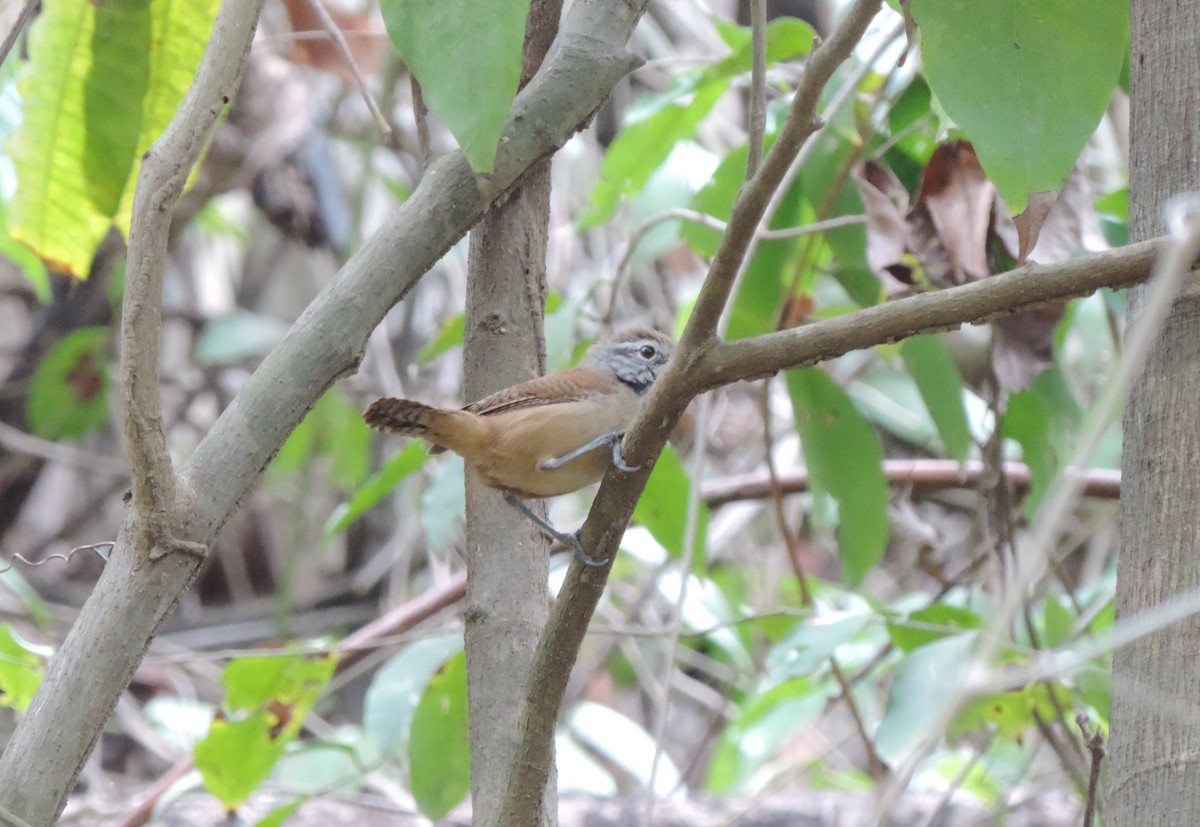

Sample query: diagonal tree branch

[499,0,889,817]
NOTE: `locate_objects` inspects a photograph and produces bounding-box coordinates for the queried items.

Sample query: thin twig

[0,419,128,474]
[304,0,395,146]
[1077,714,1106,827]
[0,0,38,70]
[876,199,1200,817]
[746,0,767,176]
[0,542,113,575]
[122,1,267,562]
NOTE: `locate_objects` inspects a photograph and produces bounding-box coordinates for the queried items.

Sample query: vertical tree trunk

[1107,0,1200,821]
[463,3,562,825]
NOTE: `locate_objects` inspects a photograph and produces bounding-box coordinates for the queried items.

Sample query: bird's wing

[463,367,617,418]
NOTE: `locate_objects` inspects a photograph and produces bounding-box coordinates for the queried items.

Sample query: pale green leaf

[409,651,470,819]
[382,0,531,172]
[899,335,971,461]
[912,0,1128,213]
[875,632,976,761]
[115,0,221,235]
[786,368,888,583]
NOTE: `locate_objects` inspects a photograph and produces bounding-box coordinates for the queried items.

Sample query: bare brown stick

[702,460,1123,507]
[1077,713,1106,827]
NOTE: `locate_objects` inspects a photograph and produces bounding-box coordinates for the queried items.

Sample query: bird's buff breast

[474,391,638,498]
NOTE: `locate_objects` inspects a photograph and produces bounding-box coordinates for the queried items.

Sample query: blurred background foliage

[0,0,1127,822]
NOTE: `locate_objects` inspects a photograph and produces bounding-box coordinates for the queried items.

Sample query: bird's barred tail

[363,398,444,438]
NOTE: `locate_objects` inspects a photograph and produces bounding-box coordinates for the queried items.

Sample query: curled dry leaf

[854,141,1099,392]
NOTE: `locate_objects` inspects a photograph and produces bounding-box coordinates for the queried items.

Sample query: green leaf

[8,0,118,274]
[7,0,219,276]
[195,653,336,809]
[786,369,888,583]
[409,651,470,819]
[363,634,462,756]
[114,0,221,235]
[874,632,976,761]
[415,314,465,363]
[272,389,373,491]
[582,78,729,228]
[682,137,804,339]
[0,626,46,711]
[887,603,983,652]
[633,443,708,567]
[381,0,531,172]
[221,654,336,712]
[253,800,304,827]
[323,442,429,539]
[899,335,971,461]
[767,610,873,681]
[84,0,151,216]
[911,0,1129,213]
[707,677,833,793]
[26,326,110,440]
[195,711,290,809]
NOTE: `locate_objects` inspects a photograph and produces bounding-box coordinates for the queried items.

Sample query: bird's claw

[569,531,605,567]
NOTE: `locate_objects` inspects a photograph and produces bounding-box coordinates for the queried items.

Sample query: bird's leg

[540,430,639,473]
[503,491,604,567]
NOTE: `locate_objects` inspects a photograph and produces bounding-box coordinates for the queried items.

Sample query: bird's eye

[639,344,657,360]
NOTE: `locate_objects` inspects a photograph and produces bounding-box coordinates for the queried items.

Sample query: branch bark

[1108,0,1200,817]
[0,1,649,822]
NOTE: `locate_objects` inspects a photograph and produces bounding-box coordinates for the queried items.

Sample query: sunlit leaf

[323,442,429,538]
[195,653,336,809]
[114,0,221,235]
[0,626,46,711]
[570,702,681,795]
[583,78,729,228]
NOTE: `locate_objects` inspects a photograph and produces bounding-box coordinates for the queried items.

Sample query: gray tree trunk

[463,2,562,825]
[1107,0,1200,821]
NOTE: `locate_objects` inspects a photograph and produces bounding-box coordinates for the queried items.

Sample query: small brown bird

[364,327,674,565]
